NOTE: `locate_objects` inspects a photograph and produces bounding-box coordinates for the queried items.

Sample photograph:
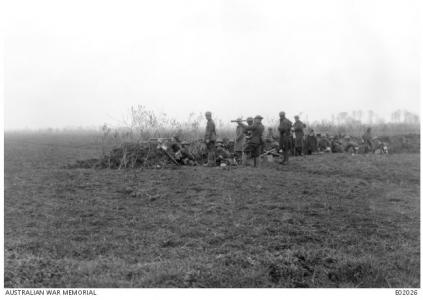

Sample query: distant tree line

[329,109,419,125]
[6,107,419,140]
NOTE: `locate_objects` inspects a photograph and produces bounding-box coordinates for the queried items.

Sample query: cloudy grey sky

[3,0,420,129]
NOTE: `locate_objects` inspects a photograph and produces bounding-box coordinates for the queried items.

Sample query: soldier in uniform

[170,137,196,165]
[293,115,306,156]
[331,136,344,153]
[216,139,233,166]
[204,111,217,166]
[344,136,359,154]
[362,127,373,153]
[234,118,245,161]
[237,115,265,167]
[304,129,317,155]
[317,133,331,152]
[242,117,254,166]
[277,111,292,164]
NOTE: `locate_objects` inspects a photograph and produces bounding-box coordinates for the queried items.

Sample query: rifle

[231,119,247,123]
[157,143,180,166]
[260,148,281,158]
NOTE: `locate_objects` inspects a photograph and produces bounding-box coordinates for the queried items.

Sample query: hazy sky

[3,0,420,129]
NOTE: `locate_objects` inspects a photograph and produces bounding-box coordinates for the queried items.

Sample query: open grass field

[4,133,420,288]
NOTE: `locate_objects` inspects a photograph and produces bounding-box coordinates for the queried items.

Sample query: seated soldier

[304,129,317,155]
[331,136,344,153]
[264,128,279,151]
[317,133,331,152]
[170,136,183,153]
[215,139,233,165]
[170,137,196,165]
[344,136,359,154]
[373,139,389,154]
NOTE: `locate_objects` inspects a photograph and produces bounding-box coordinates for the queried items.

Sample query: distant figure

[293,115,306,156]
[278,111,293,164]
[204,111,217,166]
[237,115,265,167]
[234,118,245,160]
[362,127,373,153]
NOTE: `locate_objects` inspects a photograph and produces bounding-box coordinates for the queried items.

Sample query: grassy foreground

[4,134,420,288]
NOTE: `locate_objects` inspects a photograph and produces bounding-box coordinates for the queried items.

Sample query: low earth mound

[66,134,419,169]
[66,141,208,169]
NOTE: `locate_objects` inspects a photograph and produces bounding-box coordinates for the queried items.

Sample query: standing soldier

[244,117,254,141]
[293,115,306,156]
[234,118,245,162]
[204,111,217,166]
[242,117,254,165]
[278,111,292,165]
[237,115,265,167]
[362,127,373,153]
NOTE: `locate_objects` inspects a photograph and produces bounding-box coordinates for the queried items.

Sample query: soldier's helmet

[246,117,254,123]
[294,115,299,119]
[279,111,285,117]
[254,115,263,120]
[236,117,243,122]
[216,138,223,144]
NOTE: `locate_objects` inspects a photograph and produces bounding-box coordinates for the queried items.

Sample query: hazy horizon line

[4,108,420,132]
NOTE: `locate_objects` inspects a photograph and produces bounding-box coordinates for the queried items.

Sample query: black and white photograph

[2,0,421,297]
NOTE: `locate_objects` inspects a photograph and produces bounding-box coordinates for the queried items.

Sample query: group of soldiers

[203,111,382,168]
[203,111,308,167]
